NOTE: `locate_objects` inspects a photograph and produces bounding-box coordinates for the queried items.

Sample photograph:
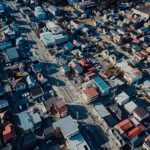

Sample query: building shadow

[67,104,88,120]
[78,122,108,150]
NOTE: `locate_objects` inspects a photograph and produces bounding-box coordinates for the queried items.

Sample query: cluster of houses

[1,0,150,149]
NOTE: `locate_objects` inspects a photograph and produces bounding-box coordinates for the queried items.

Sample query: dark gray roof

[43,125,55,140]
[110,103,128,120]
[44,97,59,106]
[103,115,118,127]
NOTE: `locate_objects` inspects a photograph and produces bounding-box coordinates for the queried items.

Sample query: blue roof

[19,112,33,131]
[141,27,149,32]
[93,77,110,91]
[64,42,73,50]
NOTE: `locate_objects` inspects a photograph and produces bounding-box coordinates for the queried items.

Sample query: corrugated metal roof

[92,77,110,91]
[53,115,79,138]
[93,102,110,118]
[7,47,19,60]
[19,112,33,131]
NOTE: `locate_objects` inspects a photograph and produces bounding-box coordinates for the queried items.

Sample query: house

[0,99,9,110]
[115,119,133,133]
[69,61,83,75]
[124,68,143,84]
[143,140,150,150]
[53,98,68,117]
[74,1,96,13]
[11,78,26,91]
[103,115,118,127]
[132,5,150,19]
[26,76,35,89]
[46,21,63,34]
[92,76,110,96]
[19,112,34,132]
[133,107,149,121]
[48,5,61,16]
[53,115,79,139]
[70,20,84,30]
[29,112,42,129]
[110,103,128,120]
[40,32,55,47]
[82,87,99,103]
[66,133,90,150]
[93,102,110,119]
[43,126,55,140]
[6,47,19,61]
[127,125,145,140]
[34,7,46,20]
[44,97,59,112]
[115,92,129,105]
[3,124,16,143]
[124,101,138,114]
[30,86,44,100]
[53,34,68,45]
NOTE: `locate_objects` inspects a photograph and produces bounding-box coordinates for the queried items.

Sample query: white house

[115,92,129,105]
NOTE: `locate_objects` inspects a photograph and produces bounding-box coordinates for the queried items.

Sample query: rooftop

[53,115,79,138]
[30,86,44,98]
[19,112,33,131]
[124,101,137,114]
[135,5,150,15]
[67,133,90,150]
[134,107,149,119]
[92,76,110,91]
[115,92,129,104]
[83,87,99,98]
[93,102,110,119]
[29,112,41,124]
[6,47,19,60]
